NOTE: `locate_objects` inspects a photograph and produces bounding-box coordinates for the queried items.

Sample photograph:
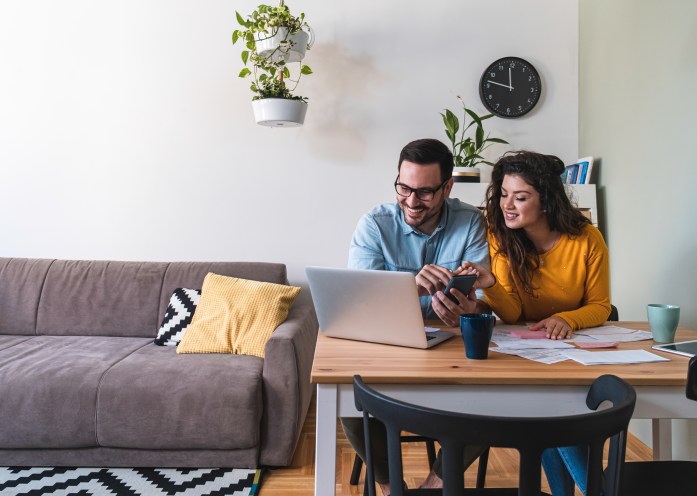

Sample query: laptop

[305,266,455,349]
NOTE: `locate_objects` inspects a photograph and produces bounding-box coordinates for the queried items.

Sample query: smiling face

[499,174,547,232]
[397,160,452,235]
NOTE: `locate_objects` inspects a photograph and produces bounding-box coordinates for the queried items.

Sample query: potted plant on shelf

[232,1,314,127]
[441,97,509,182]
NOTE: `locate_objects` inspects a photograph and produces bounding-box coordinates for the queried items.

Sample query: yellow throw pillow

[176,273,300,358]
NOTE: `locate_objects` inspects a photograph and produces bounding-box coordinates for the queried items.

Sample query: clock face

[479,57,541,118]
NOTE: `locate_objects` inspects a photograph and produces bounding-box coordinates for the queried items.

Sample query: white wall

[580,0,697,458]
[0,0,578,284]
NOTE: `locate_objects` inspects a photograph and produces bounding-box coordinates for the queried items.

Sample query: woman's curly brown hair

[485,151,590,294]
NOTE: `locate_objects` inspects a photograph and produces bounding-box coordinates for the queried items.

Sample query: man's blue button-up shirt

[348,197,490,319]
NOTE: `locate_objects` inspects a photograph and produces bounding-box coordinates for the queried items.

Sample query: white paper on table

[490,347,570,364]
[491,325,570,362]
[492,339,574,350]
[560,349,669,365]
[425,326,440,333]
[570,325,652,343]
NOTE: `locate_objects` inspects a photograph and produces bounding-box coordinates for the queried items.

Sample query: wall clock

[479,57,541,118]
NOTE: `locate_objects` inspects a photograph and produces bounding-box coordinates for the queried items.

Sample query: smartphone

[443,274,477,304]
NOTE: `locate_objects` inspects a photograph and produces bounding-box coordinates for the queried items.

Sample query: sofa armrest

[259,289,318,466]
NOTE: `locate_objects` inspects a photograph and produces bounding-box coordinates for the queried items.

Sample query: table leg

[315,384,338,496]
[652,418,673,460]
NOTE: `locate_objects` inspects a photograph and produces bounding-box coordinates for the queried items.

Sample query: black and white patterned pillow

[154,288,201,346]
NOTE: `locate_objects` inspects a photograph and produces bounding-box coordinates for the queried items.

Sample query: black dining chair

[618,355,697,496]
[353,374,636,496]
[350,303,621,492]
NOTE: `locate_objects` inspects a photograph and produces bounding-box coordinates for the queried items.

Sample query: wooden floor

[260,393,653,495]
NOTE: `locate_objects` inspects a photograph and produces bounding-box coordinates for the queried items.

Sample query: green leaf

[283,67,290,78]
[300,65,313,75]
[465,108,483,127]
[487,138,509,145]
[238,68,251,78]
[232,31,239,44]
[475,126,484,148]
[443,109,459,136]
[236,11,248,27]
[241,50,249,65]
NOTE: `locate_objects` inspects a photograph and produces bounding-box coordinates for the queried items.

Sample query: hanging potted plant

[441,97,509,182]
[232,1,314,127]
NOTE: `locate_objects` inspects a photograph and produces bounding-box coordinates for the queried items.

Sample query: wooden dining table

[311,322,697,495]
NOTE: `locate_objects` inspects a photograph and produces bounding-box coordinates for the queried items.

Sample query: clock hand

[508,67,512,91]
[487,80,513,90]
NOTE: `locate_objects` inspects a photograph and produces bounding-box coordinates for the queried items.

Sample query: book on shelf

[562,156,594,184]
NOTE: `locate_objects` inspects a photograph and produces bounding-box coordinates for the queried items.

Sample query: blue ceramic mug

[460,313,496,359]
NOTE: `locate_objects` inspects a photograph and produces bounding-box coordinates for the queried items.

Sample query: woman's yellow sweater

[483,224,611,330]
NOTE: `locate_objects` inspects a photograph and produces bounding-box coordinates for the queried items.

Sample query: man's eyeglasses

[394,177,448,201]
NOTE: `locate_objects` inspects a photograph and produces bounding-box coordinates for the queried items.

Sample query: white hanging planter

[252,98,308,127]
[256,27,313,63]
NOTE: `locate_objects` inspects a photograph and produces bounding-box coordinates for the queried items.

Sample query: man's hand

[529,316,573,340]
[415,264,453,297]
[431,287,480,327]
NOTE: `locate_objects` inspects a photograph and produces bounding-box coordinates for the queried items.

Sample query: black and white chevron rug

[0,467,263,496]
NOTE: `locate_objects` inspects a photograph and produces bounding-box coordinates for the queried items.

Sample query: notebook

[305,266,455,349]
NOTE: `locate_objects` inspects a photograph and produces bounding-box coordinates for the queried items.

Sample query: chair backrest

[353,375,636,496]
[608,304,619,321]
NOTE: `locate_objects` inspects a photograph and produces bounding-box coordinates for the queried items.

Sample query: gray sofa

[0,257,318,468]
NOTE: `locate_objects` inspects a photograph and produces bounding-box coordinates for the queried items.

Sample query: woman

[464,150,612,496]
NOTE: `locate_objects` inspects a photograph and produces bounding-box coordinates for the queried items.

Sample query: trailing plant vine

[232,2,313,101]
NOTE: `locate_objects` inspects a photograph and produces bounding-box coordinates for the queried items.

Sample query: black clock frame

[479,57,541,119]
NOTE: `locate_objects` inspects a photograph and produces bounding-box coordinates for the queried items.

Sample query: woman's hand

[457,262,496,290]
[431,287,479,327]
[529,316,573,340]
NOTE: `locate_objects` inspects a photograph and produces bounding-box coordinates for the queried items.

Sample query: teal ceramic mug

[647,304,680,343]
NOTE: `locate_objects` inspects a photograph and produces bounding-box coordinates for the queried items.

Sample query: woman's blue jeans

[542,446,589,496]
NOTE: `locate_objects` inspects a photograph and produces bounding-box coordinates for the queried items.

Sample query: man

[348,138,490,325]
[344,138,490,494]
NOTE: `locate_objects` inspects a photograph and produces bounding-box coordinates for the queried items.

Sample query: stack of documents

[490,325,664,364]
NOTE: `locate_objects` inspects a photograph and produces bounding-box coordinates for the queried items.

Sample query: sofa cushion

[0,258,54,335]
[36,260,169,337]
[96,344,264,450]
[0,335,32,352]
[176,273,301,358]
[154,288,201,346]
[0,336,150,449]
